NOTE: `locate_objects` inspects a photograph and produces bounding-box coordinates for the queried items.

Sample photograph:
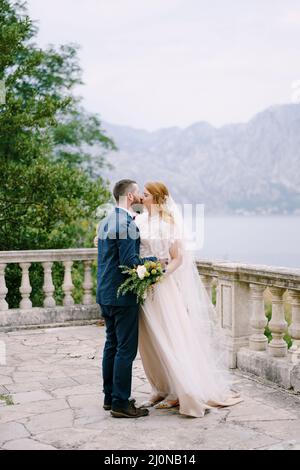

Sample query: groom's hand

[94,235,98,248]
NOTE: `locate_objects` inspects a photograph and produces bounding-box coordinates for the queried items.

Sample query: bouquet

[117,261,164,304]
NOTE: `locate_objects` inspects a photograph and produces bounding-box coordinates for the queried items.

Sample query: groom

[96,179,157,418]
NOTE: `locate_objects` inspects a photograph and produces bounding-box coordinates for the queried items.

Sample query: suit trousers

[101,304,140,408]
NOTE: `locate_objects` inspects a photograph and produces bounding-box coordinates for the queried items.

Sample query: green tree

[52,101,116,177]
[0,0,115,167]
[0,0,115,307]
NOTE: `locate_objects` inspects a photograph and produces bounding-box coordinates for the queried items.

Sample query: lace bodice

[135,212,179,260]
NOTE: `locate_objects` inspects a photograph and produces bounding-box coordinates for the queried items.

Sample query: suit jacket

[96,207,156,306]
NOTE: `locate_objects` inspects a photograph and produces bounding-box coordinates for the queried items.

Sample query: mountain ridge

[96,103,300,214]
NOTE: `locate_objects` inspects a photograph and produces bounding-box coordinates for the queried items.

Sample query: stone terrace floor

[0,324,300,450]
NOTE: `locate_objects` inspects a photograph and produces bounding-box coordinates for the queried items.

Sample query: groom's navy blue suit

[96,207,156,409]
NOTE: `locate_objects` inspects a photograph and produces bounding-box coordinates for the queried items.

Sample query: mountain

[96,103,300,214]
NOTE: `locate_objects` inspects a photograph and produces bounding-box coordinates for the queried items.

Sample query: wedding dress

[135,199,242,418]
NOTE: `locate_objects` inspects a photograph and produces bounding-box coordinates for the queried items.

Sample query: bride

[135,181,242,418]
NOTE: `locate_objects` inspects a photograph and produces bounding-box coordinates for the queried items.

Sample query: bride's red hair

[145,182,174,224]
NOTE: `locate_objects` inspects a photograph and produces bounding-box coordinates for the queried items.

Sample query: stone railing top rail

[0,248,97,264]
[0,249,299,288]
[196,259,300,289]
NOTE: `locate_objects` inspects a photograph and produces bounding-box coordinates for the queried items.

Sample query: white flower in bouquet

[137,265,147,279]
[118,261,164,304]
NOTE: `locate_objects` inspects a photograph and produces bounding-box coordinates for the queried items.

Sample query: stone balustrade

[197,260,300,391]
[0,249,300,391]
[0,249,100,331]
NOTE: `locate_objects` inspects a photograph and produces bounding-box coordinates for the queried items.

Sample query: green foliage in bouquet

[117,261,164,305]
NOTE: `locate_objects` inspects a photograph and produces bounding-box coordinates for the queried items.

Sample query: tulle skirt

[138,272,243,418]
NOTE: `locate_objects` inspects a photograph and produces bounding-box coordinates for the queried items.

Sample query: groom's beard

[132,195,143,205]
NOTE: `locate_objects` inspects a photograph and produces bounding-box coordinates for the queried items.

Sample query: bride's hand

[158,258,169,269]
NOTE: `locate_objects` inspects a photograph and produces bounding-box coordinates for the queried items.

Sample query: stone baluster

[19,263,32,309]
[82,260,94,305]
[42,262,56,308]
[200,274,213,301]
[268,287,287,357]
[288,290,300,364]
[249,283,268,351]
[216,273,250,368]
[0,264,8,311]
[63,261,74,306]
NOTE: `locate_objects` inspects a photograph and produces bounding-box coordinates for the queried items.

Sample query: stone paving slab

[0,325,300,450]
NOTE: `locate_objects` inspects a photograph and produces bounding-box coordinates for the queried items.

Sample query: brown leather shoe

[111,401,149,418]
[103,397,136,411]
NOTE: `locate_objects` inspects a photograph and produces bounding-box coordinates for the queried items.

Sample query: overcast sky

[27,0,300,130]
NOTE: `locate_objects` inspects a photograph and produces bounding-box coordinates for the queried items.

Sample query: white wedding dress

[135,208,242,418]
